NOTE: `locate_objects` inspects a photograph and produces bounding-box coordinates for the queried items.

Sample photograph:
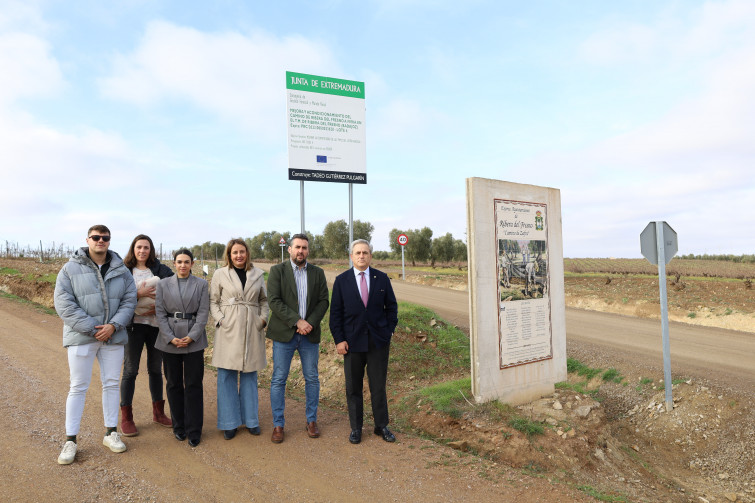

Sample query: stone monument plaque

[467,178,566,405]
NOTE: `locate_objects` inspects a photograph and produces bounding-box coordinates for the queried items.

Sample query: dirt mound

[0,275,55,309]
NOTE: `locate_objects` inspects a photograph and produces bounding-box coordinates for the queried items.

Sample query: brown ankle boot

[152,400,172,427]
[120,405,138,436]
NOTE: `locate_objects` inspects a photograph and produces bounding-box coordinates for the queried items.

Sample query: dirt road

[262,263,755,388]
[383,277,755,391]
[0,296,592,502]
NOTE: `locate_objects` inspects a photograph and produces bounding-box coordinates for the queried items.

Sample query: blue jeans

[270,334,320,426]
[216,368,259,430]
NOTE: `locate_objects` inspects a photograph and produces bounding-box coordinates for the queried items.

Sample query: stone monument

[466,177,566,404]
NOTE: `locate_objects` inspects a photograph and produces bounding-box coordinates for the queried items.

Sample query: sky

[1,0,754,258]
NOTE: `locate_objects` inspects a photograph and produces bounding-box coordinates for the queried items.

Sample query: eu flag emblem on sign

[316,155,327,163]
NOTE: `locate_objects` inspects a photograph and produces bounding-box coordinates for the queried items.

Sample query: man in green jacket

[267,233,329,443]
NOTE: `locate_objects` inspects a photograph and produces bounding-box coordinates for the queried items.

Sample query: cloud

[584,50,755,177]
[0,23,126,230]
[369,0,477,17]
[0,110,132,210]
[579,0,755,66]
[99,21,341,138]
[370,98,428,143]
[514,2,755,257]
[580,22,660,65]
[0,32,62,105]
[0,0,47,33]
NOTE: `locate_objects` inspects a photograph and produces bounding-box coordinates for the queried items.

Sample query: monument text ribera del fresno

[286,71,366,184]
[466,178,567,405]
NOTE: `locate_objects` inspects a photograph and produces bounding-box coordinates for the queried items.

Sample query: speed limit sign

[397,234,408,246]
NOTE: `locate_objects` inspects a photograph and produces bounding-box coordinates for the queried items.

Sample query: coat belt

[220,298,259,308]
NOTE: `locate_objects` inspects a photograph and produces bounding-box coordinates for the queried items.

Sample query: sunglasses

[88,235,111,242]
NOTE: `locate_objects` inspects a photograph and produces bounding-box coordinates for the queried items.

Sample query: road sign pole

[401,246,405,280]
[300,181,305,234]
[641,221,678,412]
[279,237,287,264]
[655,222,673,412]
[397,234,408,280]
[348,183,353,269]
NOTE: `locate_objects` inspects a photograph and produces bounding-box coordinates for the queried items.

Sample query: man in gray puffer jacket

[53,224,137,465]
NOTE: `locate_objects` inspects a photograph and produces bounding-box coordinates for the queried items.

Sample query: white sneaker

[57,441,77,465]
[103,431,127,453]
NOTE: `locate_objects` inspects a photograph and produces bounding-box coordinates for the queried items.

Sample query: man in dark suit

[266,233,329,443]
[329,239,398,444]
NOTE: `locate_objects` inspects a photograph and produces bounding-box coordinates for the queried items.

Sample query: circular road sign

[397,234,408,246]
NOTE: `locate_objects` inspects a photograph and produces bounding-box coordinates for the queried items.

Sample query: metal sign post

[279,237,287,263]
[640,221,678,412]
[349,183,353,269]
[300,181,305,234]
[397,233,408,280]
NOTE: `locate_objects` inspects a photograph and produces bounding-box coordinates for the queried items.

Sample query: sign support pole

[401,246,405,280]
[396,233,408,280]
[300,181,305,234]
[279,237,287,263]
[348,183,354,268]
[655,222,673,412]
[640,221,678,412]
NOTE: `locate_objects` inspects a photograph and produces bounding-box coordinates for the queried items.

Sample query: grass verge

[576,485,630,502]
[0,291,57,315]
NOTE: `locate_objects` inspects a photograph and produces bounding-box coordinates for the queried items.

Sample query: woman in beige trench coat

[210,238,269,440]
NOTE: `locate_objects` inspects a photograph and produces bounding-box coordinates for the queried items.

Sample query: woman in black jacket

[119,234,174,436]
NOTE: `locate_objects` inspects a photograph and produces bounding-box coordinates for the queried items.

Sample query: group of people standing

[54,226,398,465]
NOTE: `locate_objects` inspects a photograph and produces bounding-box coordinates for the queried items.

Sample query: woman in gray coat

[155,248,209,447]
[210,238,269,439]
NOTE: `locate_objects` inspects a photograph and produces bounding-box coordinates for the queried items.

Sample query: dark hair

[224,238,251,271]
[124,234,157,269]
[87,224,110,236]
[289,233,309,244]
[173,248,194,261]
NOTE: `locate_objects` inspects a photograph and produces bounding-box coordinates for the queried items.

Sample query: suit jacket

[329,267,398,352]
[155,274,210,354]
[266,261,329,344]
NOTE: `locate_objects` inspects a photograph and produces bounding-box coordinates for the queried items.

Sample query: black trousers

[162,350,204,441]
[121,324,164,406]
[344,343,390,431]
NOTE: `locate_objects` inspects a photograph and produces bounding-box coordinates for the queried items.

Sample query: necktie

[359,272,368,307]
